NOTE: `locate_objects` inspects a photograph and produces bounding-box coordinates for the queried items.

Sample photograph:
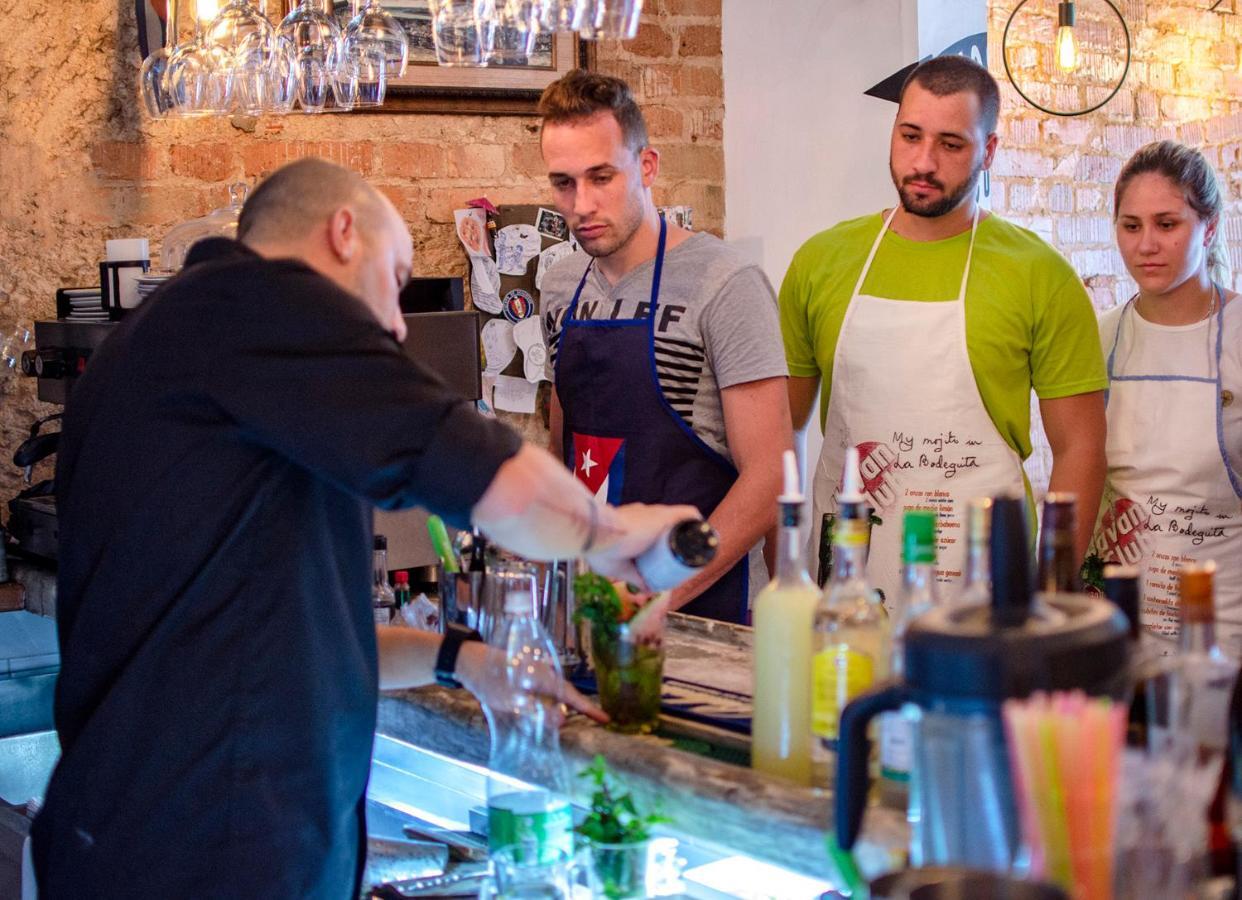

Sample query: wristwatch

[434,624,484,689]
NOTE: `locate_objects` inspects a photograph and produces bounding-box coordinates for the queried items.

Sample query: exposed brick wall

[988,0,1242,493]
[989,0,1242,310]
[0,0,722,497]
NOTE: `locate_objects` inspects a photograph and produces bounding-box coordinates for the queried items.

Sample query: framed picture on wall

[328,1,587,115]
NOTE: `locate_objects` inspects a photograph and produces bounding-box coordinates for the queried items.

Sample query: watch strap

[434,624,484,689]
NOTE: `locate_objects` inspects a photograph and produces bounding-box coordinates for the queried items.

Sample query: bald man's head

[238,158,388,245]
[237,159,414,340]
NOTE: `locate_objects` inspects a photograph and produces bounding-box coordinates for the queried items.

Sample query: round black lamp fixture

[1002,0,1131,117]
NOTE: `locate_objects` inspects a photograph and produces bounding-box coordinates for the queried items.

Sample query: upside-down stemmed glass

[279,0,342,112]
[537,0,588,32]
[491,0,540,66]
[205,0,276,112]
[140,0,181,117]
[427,0,496,66]
[343,0,410,79]
[595,0,642,39]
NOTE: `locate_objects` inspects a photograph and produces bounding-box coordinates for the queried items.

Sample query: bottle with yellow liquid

[752,451,819,785]
[810,447,890,787]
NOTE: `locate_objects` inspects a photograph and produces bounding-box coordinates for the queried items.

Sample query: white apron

[811,208,1027,605]
[1092,290,1242,655]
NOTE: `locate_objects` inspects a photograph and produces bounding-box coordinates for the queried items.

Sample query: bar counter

[375,613,905,884]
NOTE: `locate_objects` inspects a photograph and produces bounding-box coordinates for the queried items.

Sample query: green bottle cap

[902,509,937,564]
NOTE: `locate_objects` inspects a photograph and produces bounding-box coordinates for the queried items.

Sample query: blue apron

[554,220,749,623]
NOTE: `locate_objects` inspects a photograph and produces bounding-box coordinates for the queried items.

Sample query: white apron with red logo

[1093,292,1242,654]
[810,207,1027,604]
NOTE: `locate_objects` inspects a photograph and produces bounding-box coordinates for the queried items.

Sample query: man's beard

[892,163,983,219]
[575,192,645,260]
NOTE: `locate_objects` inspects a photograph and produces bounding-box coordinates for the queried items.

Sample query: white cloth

[811,208,1026,606]
[1094,293,1242,655]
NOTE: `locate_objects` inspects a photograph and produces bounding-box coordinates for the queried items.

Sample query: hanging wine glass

[278,0,341,113]
[330,38,387,109]
[264,36,300,114]
[594,0,642,40]
[165,34,233,116]
[492,0,540,66]
[343,1,410,79]
[537,0,587,32]
[427,0,495,67]
[140,0,182,117]
[206,0,277,112]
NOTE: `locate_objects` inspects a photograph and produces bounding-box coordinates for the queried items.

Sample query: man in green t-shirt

[779,55,1106,600]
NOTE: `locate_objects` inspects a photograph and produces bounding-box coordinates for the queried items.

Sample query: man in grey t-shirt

[537,70,792,622]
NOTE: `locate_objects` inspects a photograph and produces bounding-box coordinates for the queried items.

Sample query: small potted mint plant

[575,756,671,899]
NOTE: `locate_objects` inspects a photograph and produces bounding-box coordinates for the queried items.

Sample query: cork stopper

[1179,562,1217,625]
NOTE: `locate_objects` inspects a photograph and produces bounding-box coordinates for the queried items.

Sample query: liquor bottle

[1036,493,1080,594]
[1104,564,1150,748]
[958,497,992,606]
[752,451,819,785]
[486,590,575,860]
[810,447,890,787]
[372,534,395,626]
[635,519,719,593]
[1173,564,1241,877]
[879,508,938,807]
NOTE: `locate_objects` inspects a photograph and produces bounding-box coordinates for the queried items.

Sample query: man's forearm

[1047,446,1106,564]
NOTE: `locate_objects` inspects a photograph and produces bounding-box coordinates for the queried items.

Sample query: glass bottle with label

[958,497,992,606]
[486,590,575,861]
[1036,492,1080,594]
[372,534,395,626]
[878,508,939,808]
[752,451,819,785]
[810,447,890,787]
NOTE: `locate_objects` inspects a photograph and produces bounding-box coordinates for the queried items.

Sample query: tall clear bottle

[958,497,993,606]
[752,451,820,785]
[878,509,939,808]
[810,447,890,787]
[485,590,574,861]
[1036,493,1080,594]
[372,534,395,625]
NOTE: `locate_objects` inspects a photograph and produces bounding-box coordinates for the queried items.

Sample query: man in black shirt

[32,160,694,898]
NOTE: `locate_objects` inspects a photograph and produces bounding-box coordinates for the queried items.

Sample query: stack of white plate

[63,288,107,322]
[136,272,173,304]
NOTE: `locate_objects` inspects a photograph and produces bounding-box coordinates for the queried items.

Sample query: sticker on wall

[502,289,535,323]
[513,316,550,384]
[470,257,503,314]
[481,317,518,376]
[494,374,539,414]
[455,208,490,258]
[535,241,576,292]
[495,224,542,276]
[536,207,569,241]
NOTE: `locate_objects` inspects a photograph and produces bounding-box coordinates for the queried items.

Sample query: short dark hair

[537,69,649,152]
[899,55,1000,135]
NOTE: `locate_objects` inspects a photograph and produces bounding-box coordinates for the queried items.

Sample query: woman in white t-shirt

[1092,140,1242,655]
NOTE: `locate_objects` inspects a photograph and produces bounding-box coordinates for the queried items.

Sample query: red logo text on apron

[1092,496,1151,566]
[856,441,901,512]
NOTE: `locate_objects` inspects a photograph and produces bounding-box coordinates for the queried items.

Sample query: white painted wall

[722,0,919,486]
[722,0,987,488]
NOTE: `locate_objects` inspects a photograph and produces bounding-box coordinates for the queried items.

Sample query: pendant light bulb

[1054,2,1078,73]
